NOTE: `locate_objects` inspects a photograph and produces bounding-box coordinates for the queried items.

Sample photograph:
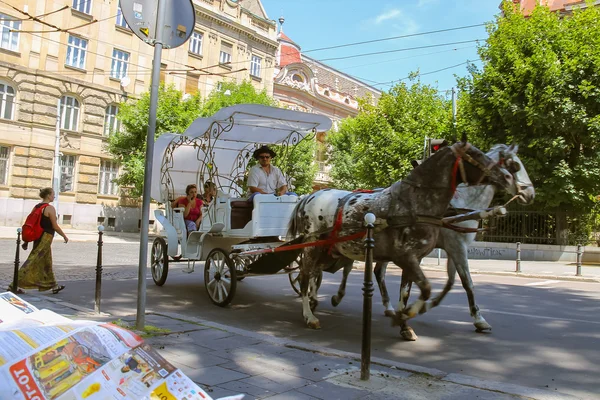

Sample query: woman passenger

[171,184,203,233]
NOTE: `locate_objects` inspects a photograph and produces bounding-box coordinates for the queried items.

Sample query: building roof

[301,55,381,100]
[278,32,302,66]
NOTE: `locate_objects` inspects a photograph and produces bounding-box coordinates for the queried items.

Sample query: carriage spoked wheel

[151,237,169,286]
[288,254,322,296]
[204,248,237,307]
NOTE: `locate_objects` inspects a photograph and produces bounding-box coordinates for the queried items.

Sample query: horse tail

[287,195,310,240]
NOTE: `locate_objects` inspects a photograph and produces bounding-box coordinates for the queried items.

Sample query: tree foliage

[328,82,452,190]
[108,81,316,197]
[457,1,600,212]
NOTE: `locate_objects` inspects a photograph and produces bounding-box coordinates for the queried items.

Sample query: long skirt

[16,232,56,291]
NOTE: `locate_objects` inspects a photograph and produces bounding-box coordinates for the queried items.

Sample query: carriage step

[182,267,195,274]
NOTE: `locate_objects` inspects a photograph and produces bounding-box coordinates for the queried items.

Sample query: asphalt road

[1,239,599,399]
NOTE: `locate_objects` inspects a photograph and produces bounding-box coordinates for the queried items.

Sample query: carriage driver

[247,145,292,200]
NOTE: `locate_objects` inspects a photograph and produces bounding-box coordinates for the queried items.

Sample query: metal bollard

[576,244,582,277]
[11,228,22,294]
[361,213,376,381]
[95,225,104,314]
[515,242,521,273]
[437,248,441,265]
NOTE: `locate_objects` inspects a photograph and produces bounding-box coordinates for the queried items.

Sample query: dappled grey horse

[287,140,518,329]
[331,144,535,340]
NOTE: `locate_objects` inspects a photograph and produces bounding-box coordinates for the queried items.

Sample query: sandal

[7,286,25,294]
[51,285,65,294]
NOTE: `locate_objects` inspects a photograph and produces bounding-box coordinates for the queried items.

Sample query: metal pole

[515,242,521,273]
[11,228,22,293]
[136,0,166,330]
[53,98,61,209]
[576,244,582,276]
[437,248,441,265]
[95,226,104,314]
[361,213,376,381]
[451,87,457,128]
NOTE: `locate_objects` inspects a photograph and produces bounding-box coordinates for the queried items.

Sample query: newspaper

[0,292,243,400]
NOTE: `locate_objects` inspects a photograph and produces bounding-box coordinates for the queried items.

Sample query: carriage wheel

[288,254,322,296]
[204,248,237,307]
[151,237,169,286]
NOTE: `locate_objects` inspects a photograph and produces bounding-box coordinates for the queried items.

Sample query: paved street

[2,239,600,399]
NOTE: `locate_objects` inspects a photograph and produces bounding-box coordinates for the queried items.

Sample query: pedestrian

[9,187,68,294]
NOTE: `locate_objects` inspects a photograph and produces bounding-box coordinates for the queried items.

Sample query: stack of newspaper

[0,292,243,400]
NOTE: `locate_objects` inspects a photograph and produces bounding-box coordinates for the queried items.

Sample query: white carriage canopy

[151,104,333,203]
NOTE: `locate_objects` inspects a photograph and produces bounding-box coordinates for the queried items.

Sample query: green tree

[108,84,202,197]
[328,82,452,189]
[457,1,600,212]
[109,81,317,197]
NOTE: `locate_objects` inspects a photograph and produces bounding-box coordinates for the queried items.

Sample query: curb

[27,296,578,399]
[420,265,600,283]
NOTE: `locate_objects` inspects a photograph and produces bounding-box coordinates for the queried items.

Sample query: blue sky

[260,0,503,96]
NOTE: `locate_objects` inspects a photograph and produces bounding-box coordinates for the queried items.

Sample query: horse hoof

[384,310,396,318]
[307,319,321,330]
[474,321,492,332]
[331,295,340,307]
[400,327,418,341]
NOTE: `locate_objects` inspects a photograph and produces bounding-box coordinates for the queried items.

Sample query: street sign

[119,0,195,48]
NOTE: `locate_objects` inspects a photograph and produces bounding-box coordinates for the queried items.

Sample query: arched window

[292,74,304,83]
[0,82,15,120]
[104,104,120,136]
[60,95,80,131]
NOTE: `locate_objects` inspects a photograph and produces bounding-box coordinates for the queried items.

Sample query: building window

[116,6,128,28]
[292,74,304,83]
[0,145,8,185]
[99,160,119,195]
[250,55,261,78]
[66,35,88,69]
[59,155,76,192]
[185,74,199,95]
[60,95,80,131]
[219,43,232,65]
[0,14,21,52]
[111,49,129,79]
[0,82,15,120]
[189,32,202,55]
[103,104,120,136]
[72,0,92,14]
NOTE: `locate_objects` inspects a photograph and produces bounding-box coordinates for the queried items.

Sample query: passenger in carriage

[171,184,203,233]
[247,145,294,201]
[202,181,217,204]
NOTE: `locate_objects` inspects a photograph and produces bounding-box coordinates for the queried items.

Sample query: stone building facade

[508,0,600,15]
[272,28,381,188]
[0,0,277,231]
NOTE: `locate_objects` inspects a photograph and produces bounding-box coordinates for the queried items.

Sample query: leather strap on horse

[237,230,367,257]
[328,191,365,254]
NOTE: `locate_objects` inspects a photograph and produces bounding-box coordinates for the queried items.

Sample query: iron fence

[476,204,600,246]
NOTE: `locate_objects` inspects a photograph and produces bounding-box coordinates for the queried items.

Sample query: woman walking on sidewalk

[9,187,68,294]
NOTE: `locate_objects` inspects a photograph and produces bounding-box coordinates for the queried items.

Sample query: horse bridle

[450,142,500,186]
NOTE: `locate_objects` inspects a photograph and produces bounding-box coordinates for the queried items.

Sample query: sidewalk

[21,293,575,400]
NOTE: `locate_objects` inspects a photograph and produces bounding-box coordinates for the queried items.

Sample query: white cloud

[374,9,402,24]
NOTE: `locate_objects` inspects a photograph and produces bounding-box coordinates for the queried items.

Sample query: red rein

[450,156,461,195]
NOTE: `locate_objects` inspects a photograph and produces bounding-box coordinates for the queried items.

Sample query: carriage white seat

[149,104,332,305]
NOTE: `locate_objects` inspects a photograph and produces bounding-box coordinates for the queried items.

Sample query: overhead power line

[319,39,484,62]
[303,23,487,53]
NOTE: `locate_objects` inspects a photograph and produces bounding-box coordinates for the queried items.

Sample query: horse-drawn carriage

[150,103,535,338]
[150,104,331,306]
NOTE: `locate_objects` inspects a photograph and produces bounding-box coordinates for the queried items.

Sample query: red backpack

[22,203,50,243]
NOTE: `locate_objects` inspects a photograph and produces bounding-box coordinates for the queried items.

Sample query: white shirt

[247,164,286,194]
